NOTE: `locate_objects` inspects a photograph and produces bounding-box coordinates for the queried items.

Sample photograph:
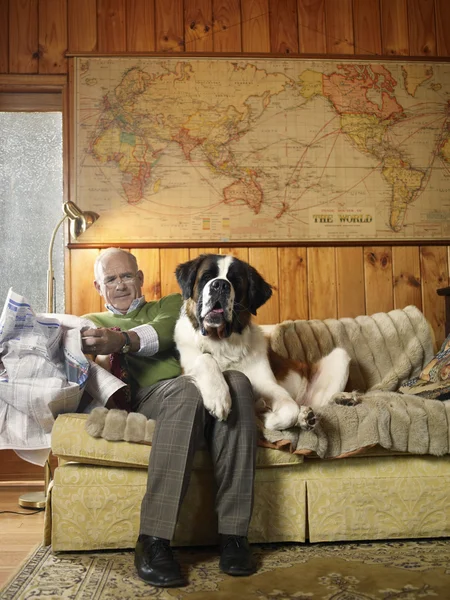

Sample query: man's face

[95,252,143,314]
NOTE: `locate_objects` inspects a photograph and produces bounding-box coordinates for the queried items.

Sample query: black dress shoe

[219,534,256,576]
[135,534,186,587]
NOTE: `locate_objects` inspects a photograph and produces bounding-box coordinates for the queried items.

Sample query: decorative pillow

[399,333,450,400]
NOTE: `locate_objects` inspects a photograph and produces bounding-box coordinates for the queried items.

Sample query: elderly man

[81,248,257,588]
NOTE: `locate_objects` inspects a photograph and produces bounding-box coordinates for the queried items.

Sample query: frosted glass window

[0,112,64,313]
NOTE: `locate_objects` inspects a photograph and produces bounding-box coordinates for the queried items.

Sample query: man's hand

[81,327,132,355]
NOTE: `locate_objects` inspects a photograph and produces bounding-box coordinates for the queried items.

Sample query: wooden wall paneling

[9,0,39,74]
[69,249,102,315]
[0,450,58,482]
[127,0,156,52]
[0,0,8,73]
[353,0,382,55]
[160,248,189,296]
[364,246,394,315]
[381,0,409,55]
[97,0,126,53]
[278,247,309,322]
[392,245,422,310]
[220,247,249,262]
[336,246,365,318]
[155,0,184,52]
[436,0,450,57]
[307,247,337,319]
[132,248,161,300]
[241,0,270,52]
[185,0,213,52]
[269,0,299,54]
[38,0,67,74]
[407,0,436,56]
[420,245,449,348]
[324,0,354,54]
[297,0,326,54]
[248,247,279,324]
[212,0,242,52]
[67,0,97,53]
[189,248,219,259]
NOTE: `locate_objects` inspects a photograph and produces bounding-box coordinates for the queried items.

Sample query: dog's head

[175,254,272,339]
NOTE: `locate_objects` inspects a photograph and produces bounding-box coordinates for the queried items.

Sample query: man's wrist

[119,331,132,354]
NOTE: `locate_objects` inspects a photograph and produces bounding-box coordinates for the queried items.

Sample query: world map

[73,57,450,243]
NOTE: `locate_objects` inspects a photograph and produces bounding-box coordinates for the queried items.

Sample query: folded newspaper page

[0,289,126,465]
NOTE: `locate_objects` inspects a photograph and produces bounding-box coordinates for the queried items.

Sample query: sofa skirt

[46,462,307,551]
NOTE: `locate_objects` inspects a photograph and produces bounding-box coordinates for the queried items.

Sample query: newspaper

[0,289,126,465]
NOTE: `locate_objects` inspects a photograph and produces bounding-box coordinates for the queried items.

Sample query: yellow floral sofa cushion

[51,413,305,469]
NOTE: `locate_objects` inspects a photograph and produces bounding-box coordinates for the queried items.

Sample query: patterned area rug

[2,539,450,599]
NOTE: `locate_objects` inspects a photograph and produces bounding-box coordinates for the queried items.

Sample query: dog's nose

[210,279,230,292]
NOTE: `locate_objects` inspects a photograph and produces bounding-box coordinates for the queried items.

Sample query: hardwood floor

[0,484,46,588]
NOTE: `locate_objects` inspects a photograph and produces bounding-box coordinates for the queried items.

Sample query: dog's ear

[175,255,205,299]
[247,264,273,315]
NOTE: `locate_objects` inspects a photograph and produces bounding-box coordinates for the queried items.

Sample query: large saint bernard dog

[174,254,352,432]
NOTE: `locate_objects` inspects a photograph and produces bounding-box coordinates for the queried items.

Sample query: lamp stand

[18,459,51,509]
[18,215,66,509]
[17,203,98,510]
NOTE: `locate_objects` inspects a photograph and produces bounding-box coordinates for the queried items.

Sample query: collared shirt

[88,297,159,357]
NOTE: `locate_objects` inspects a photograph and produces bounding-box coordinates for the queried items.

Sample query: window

[0,93,64,313]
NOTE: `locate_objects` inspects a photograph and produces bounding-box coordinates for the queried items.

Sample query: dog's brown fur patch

[268,347,312,381]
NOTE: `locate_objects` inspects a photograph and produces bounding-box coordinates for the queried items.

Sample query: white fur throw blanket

[86,306,450,459]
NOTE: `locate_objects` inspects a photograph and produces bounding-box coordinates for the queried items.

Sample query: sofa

[44,305,450,552]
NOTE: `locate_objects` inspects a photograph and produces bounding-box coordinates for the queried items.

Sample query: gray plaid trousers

[135,371,257,540]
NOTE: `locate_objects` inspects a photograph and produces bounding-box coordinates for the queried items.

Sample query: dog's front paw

[203,384,232,421]
[297,406,317,431]
[262,402,300,431]
[333,391,362,406]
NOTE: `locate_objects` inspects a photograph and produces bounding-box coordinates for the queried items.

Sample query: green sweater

[83,293,183,389]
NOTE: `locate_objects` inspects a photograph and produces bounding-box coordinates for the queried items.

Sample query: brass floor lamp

[18,201,99,509]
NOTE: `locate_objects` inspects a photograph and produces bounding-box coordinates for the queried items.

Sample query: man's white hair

[94,248,138,281]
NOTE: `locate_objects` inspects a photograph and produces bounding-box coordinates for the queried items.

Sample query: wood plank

[69,249,102,315]
[408,0,436,56]
[155,0,184,52]
[436,0,450,57]
[160,248,189,296]
[38,0,67,74]
[392,246,422,310]
[241,0,270,53]
[131,248,161,300]
[353,0,382,55]
[127,0,156,52]
[68,0,97,53]
[0,486,46,588]
[364,247,394,315]
[307,247,337,319]
[97,0,126,53]
[220,247,249,262]
[185,0,213,52]
[0,92,62,110]
[297,0,326,54]
[325,0,354,54]
[248,247,279,325]
[269,0,299,54]
[9,0,39,74]
[420,246,448,348]
[381,0,409,55]
[189,248,219,259]
[336,247,365,318]
[278,247,308,322]
[213,0,242,52]
[0,0,8,73]
[0,450,57,482]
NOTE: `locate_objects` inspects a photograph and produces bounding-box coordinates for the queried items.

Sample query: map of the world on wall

[73,56,450,243]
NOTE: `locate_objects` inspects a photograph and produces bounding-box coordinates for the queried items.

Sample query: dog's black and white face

[175,254,272,339]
